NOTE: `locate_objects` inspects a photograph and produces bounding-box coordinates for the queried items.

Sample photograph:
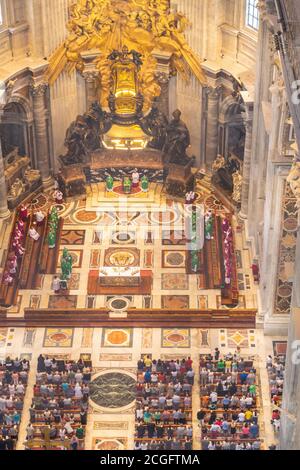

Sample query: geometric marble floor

[0,184,258,318]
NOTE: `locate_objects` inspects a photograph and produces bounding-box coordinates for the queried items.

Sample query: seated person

[29,223,40,241]
[2,271,13,285]
[19,205,28,221]
[35,210,45,225]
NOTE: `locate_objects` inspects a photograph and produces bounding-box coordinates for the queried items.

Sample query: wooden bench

[39,217,64,274]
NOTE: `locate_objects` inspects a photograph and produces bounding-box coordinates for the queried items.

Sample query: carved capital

[206,85,223,100]
[30,81,48,97]
[82,70,99,82]
[154,71,170,85]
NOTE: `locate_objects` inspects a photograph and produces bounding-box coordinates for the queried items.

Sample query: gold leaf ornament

[44,0,207,109]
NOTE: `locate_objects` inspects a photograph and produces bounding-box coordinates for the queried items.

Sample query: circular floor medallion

[148,209,178,226]
[107,297,130,311]
[49,332,68,343]
[167,333,185,343]
[90,372,136,409]
[112,231,135,245]
[166,252,185,266]
[113,185,142,196]
[73,209,101,224]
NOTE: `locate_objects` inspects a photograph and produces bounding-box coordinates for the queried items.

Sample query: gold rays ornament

[44,0,207,110]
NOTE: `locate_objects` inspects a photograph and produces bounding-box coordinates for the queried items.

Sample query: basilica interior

[0,0,299,452]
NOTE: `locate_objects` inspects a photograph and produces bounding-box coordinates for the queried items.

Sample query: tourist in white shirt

[75,371,83,383]
[208,371,214,384]
[151,373,158,383]
[136,408,143,421]
[210,391,218,404]
[16,383,25,395]
[75,383,83,399]
[245,395,253,408]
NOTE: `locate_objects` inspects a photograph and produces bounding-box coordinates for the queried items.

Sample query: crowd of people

[0,357,30,450]
[134,356,194,451]
[266,354,286,434]
[1,204,47,288]
[198,349,262,450]
[24,356,92,450]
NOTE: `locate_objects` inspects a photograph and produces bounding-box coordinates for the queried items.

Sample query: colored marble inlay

[161,273,189,290]
[162,329,191,348]
[43,328,74,348]
[101,328,133,347]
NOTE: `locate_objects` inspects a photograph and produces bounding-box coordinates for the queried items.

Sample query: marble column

[82,72,99,110]
[205,86,222,168]
[280,229,300,450]
[239,103,254,219]
[0,140,10,219]
[30,81,52,187]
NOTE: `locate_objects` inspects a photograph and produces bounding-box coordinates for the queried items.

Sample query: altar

[88,269,153,295]
[99,267,141,287]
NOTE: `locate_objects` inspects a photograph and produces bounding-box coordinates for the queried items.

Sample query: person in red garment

[53,189,64,205]
[19,204,28,221]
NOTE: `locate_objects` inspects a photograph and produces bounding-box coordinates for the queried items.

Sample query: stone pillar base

[0,208,11,219]
[238,210,248,221]
[42,176,54,190]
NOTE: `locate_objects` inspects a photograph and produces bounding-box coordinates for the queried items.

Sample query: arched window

[246,0,259,30]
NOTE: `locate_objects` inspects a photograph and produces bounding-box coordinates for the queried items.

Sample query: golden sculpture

[44,0,207,110]
[232,170,242,204]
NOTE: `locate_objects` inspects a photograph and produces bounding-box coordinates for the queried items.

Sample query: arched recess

[0,94,35,166]
[218,94,246,163]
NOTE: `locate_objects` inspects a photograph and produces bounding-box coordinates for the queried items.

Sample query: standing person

[52,276,61,294]
[53,189,64,205]
[214,348,220,361]
[131,169,140,188]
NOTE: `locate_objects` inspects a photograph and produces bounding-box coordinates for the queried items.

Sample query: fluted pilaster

[30,81,52,186]
[240,104,254,219]
[82,71,99,110]
[0,140,10,219]
[205,86,222,168]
